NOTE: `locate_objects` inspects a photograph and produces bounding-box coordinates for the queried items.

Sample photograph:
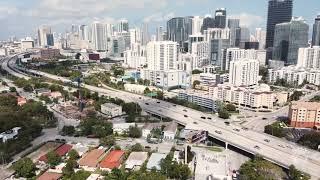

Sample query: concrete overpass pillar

[225,142,228,150]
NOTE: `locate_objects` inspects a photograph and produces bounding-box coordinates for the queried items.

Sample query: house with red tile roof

[99,150,125,171]
[39,144,72,163]
[79,148,106,171]
[37,171,62,180]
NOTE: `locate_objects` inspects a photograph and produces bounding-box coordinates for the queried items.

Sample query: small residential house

[125,152,148,170]
[101,103,122,117]
[163,122,177,141]
[99,150,125,171]
[79,148,106,172]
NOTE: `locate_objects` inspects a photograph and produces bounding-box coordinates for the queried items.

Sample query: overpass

[2,55,320,178]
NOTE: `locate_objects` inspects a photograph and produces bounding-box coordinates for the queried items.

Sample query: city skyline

[1,0,320,40]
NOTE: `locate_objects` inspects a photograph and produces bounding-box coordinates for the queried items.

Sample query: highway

[2,55,320,178]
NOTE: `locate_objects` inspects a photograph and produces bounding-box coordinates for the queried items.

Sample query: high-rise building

[37,25,53,47]
[228,19,240,47]
[167,17,193,47]
[210,39,230,66]
[229,58,259,86]
[297,46,320,69]
[255,28,266,49]
[118,19,129,33]
[201,16,215,33]
[204,28,230,41]
[266,0,293,49]
[129,28,141,45]
[214,8,227,28]
[192,16,204,35]
[273,17,309,65]
[312,15,320,46]
[156,26,164,41]
[239,27,250,44]
[141,23,150,45]
[146,41,178,71]
[188,34,204,53]
[79,25,89,41]
[91,21,107,51]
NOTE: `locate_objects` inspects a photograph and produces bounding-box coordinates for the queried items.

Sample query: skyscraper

[214,8,227,28]
[167,17,193,47]
[229,59,259,86]
[265,0,293,49]
[273,17,309,65]
[141,23,150,45]
[312,15,320,46]
[228,19,240,47]
[91,21,107,51]
[79,25,89,41]
[156,26,164,41]
[255,28,266,49]
[192,16,204,35]
[201,16,215,33]
[118,19,129,33]
[37,25,53,47]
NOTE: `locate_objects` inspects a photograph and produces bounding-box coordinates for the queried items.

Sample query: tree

[9,87,17,92]
[2,81,7,86]
[144,87,151,95]
[122,102,142,116]
[47,151,62,167]
[130,143,144,152]
[13,158,36,178]
[218,109,230,119]
[264,123,285,138]
[70,170,90,180]
[100,135,116,147]
[288,165,311,180]
[75,53,81,60]
[192,80,200,89]
[225,103,237,112]
[62,159,77,178]
[23,84,33,92]
[297,132,320,150]
[61,126,75,136]
[128,125,142,138]
[68,149,79,160]
[290,91,303,101]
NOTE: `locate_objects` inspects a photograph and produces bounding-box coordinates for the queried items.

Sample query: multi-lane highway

[2,55,320,178]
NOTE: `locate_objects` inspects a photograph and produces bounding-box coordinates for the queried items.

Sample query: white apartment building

[129,28,142,45]
[123,43,146,69]
[146,41,178,71]
[21,38,34,51]
[178,90,218,111]
[192,16,204,35]
[229,59,259,86]
[209,84,275,110]
[191,41,210,69]
[91,21,107,51]
[141,69,190,89]
[268,66,320,86]
[204,28,230,41]
[297,46,320,69]
[222,48,266,71]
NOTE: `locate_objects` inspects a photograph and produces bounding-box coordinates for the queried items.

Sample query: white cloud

[143,12,175,23]
[0,6,18,19]
[229,13,264,28]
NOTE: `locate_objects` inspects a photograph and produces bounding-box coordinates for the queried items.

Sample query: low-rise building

[39,144,73,163]
[37,171,62,180]
[146,153,167,171]
[113,123,136,135]
[17,97,27,106]
[101,103,122,117]
[178,90,218,111]
[79,148,106,171]
[125,152,148,170]
[288,101,320,129]
[162,122,177,141]
[99,150,125,171]
[124,84,159,94]
[0,127,21,143]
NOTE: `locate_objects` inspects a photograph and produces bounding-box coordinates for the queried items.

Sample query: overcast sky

[0,0,319,40]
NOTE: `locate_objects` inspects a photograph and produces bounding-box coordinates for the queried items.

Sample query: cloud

[143,12,175,23]
[229,13,264,28]
[0,5,18,19]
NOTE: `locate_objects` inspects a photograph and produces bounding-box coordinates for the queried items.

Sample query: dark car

[157,101,160,104]
[201,116,206,119]
[184,115,188,118]
[145,103,149,105]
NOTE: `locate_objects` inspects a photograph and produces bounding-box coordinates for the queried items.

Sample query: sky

[0,0,319,40]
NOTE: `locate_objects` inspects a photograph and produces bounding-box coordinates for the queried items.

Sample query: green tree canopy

[47,151,62,167]
[13,158,36,178]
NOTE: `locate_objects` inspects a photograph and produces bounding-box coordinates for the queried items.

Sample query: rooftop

[146,153,167,170]
[99,150,125,169]
[79,149,105,167]
[37,172,62,180]
[125,152,148,169]
[163,122,178,133]
[39,144,72,162]
[290,101,320,111]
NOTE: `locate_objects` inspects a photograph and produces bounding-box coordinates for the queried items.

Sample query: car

[157,101,160,104]
[264,139,270,143]
[184,115,188,118]
[183,109,187,112]
[224,121,230,125]
[173,104,177,107]
[233,128,240,132]
[278,144,285,148]
[139,97,142,99]
[207,117,212,120]
[215,130,222,134]
[201,116,206,119]
[262,117,268,120]
[254,145,260,150]
[193,122,198,124]
[145,103,149,105]
[241,127,249,131]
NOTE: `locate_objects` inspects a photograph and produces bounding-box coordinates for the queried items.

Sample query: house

[163,122,177,141]
[39,144,73,163]
[125,152,148,170]
[99,150,125,171]
[146,153,167,171]
[72,143,89,157]
[35,88,51,96]
[0,127,21,143]
[17,97,27,106]
[48,163,66,173]
[37,171,62,180]
[101,103,122,117]
[113,123,135,135]
[79,148,106,171]
[50,91,62,99]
